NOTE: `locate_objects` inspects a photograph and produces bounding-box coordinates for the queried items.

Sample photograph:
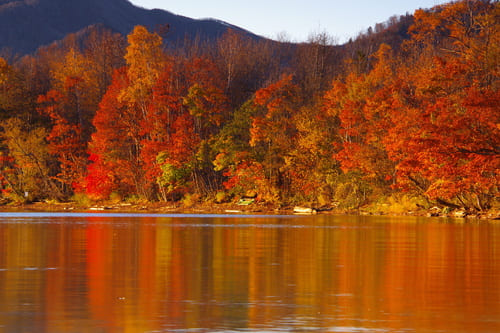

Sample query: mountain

[0,0,254,55]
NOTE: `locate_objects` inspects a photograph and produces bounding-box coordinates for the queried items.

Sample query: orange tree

[384,0,499,210]
[323,44,398,207]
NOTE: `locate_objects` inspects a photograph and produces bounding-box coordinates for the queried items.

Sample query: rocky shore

[0,200,498,221]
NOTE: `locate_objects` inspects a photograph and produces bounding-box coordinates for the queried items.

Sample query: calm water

[0,213,499,332]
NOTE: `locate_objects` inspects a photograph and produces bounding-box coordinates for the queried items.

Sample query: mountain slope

[0,0,253,55]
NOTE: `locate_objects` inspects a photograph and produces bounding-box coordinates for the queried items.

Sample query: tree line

[0,0,498,212]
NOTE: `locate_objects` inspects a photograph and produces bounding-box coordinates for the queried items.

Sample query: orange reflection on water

[0,215,499,332]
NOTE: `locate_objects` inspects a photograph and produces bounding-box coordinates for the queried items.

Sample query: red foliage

[37,89,87,190]
[85,68,139,198]
[83,153,115,199]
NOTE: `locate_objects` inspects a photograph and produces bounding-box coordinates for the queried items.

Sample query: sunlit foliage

[0,1,497,211]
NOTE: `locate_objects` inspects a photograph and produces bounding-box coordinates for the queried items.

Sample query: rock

[293,206,317,214]
[428,207,441,217]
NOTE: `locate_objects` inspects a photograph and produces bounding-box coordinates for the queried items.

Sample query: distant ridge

[0,0,256,55]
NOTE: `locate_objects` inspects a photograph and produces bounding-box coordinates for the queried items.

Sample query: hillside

[0,0,253,55]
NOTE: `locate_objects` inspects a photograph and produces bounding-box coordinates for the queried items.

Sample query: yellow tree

[285,100,340,205]
[120,25,165,118]
[0,118,61,201]
[49,48,98,139]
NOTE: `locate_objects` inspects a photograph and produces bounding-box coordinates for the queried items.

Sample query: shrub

[71,193,93,207]
[215,191,227,203]
[182,193,200,207]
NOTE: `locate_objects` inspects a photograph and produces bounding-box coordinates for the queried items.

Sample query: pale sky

[129,0,449,43]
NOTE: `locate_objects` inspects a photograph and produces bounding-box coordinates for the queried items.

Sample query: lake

[0,212,499,332]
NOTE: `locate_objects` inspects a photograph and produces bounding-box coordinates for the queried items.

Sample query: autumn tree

[114,26,169,198]
[409,0,499,87]
[14,54,55,127]
[83,25,126,98]
[37,88,87,196]
[216,29,285,107]
[182,57,229,195]
[0,58,30,121]
[325,44,398,196]
[49,48,99,138]
[384,71,499,210]
[142,58,188,200]
[154,56,229,199]
[156,113,199,200]
[85,68,143,199]
[247,74,300,201]
[0,118,61,201]
[217,75,316,203]
[216,29,247,98]
[383,1,500,210]
[33,45,103,196]
[285,99,340,205]
[120,25,165,118]
[292,31,340,102]
[212,100,261,199]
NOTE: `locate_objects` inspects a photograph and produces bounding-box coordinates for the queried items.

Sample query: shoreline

[0,201,498,221]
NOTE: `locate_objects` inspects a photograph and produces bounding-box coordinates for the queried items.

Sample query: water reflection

[0,214,499,332]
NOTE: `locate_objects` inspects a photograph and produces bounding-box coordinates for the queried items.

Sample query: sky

[129,0,450,43]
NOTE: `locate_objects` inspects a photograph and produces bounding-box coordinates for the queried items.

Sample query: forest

[0,0,498,214]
